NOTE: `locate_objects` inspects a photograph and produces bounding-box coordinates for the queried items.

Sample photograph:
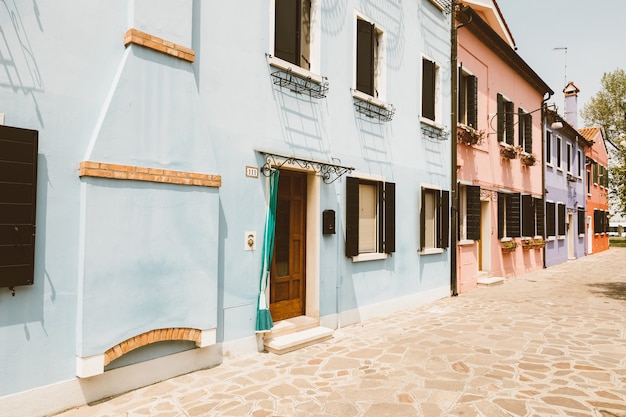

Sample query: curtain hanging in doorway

[255,169,279,332]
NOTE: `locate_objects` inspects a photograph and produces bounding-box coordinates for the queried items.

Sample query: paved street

[53,249,626,417]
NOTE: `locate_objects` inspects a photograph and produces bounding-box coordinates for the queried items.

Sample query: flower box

[501,241,518,253]
[521,240,533,250]
[520,153,536,166]
[500,145,518,159]
[458,125,484,146]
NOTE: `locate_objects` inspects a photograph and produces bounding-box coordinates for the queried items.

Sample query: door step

[477,276,504,286]
[264,316,333,354]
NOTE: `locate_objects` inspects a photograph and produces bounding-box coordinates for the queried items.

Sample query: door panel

[270,170,306,321]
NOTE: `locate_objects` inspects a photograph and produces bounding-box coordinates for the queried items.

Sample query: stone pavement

[53,249,626,417]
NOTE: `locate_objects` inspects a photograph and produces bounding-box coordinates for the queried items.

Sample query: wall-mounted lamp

[550,121,564,130]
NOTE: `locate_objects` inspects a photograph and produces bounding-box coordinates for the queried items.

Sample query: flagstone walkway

[53,249,626,417]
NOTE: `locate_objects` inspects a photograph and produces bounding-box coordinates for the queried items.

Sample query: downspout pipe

[450,1,458,297]
[541,92,552,269]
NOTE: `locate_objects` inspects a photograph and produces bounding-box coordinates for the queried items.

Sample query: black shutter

[505,101,515,145]
[557,203,566,236]
[439,190,450,248]
[497,94,504,143]
[577,207,585,236]
[534,197,544,237]
[546,202,556,237]
[420,188,426,250]
[524,113,532,154]
[345,177,359,256]
[603,210,609,233]
[593,162,598,184]
[518,109,524,148]
[275,0,300,65]
[593,210,600,234]
[356,19,375,96]
[0,125,38,288]
[521,194,534,237]
[497,191,505,239]
[466,185,481,241]
[546,131,552,164]
[458,70,465,124]
[384,182,395,253]
[507,193,521,237]
[468,75,478,127]
[422,59,436,120]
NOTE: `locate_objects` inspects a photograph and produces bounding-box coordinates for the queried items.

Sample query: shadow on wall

[362,0,405,70]
[587,282,626,302]
[321,0,348,37]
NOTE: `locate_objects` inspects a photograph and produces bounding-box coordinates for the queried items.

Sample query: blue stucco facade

[0,1,452,415]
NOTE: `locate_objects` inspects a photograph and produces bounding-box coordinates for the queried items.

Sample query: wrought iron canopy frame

[258,150,355,184]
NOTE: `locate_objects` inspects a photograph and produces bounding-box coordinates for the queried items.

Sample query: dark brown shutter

[524,113,532,154]
[557,203,566,236]
[534,197,544,237]
[505,101,515,145]
[545,202,554,237]
[275,0,300,65]
[438,190,450,248]
[356,19,375,96]
[506,193,520,238]
[0,125,38,288]
[422,59,436,120]
[420,188,426,250]
[603,210,609,233]
[577,207,585,235]
[546,131,552,164]
[458,70,465,124]
[593,210,600,234]
[384,182,395,253]
[345,177,359,256]
[497,192,505,239]
[468,75,478,127]
[466,185,481,241]
[521,194,534,237]
[497,94,504,143]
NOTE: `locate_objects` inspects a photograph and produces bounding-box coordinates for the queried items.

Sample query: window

[420,187,449,251]
[546,201,556,237]
[593,161,598,185]
[577,150,582,177]
[458,70,478,127]
[577,207,585,236]
[497,94,514,145]
[594,209,608,234]
[566,143,572,173]
[0,125,38,288]
[422,58,440,122]
[587,170,591,195]
[557,203,566,237]
[518,109,532,153]
[546,131,552,165]
[497,192,520,238]
[356,18,383,98]
[556,136,562,169]
[274,0,311,69]
[521,195,544,237]
[345,177,395,257]
[459,184,480,241]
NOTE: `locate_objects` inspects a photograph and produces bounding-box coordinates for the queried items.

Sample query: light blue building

[543,85,591,267]
[0,1,452,415]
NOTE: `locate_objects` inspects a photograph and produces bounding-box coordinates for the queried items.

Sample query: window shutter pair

[546,202,556,237]
[345,177,395,256]
[557,203,566,236]
[356,19,375,96]
[465,185,481,241]
[419,188,450,250]
[497,192,520,238]
[422,59,436,121]
[577,207,585,235]
[0,126,38,288]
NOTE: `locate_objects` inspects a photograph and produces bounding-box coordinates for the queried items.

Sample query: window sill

[419,248,445,255]
[458,239,475,246]
[578,234,585,238]
[268,55,324,84]
[420,117,446,131]
[558,236,565,240]
[352,89,389,109]
[547,236,556,241]
[351,252,388,262]
[546,163,553,168]
[500,237,513,242]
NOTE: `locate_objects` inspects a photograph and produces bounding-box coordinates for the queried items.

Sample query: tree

[581,68,626,215]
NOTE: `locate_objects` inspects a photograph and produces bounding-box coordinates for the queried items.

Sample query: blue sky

[496,0,626,125]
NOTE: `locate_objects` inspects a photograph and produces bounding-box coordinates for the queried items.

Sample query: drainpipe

[450,1,461,296]
[541,94,551,268]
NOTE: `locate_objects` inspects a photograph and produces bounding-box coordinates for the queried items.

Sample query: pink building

[455,1,553,293]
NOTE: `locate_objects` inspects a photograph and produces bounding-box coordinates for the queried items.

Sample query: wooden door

[270,170,306,321]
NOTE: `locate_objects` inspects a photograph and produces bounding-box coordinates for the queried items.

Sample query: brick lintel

[124,28,195,62]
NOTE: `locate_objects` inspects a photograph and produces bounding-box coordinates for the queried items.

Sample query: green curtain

[255,169,279,332]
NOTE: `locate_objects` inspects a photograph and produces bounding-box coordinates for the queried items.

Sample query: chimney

[563,82,580,129]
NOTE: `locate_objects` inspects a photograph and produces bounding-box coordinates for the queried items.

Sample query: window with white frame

[458,69,478,128]
[566,143,572,173]
[345,177,395,257]
[420,187,449,251]
[422,58,441,123]
[355,17,383,98]
[546,201,556,237]
[557,203,566,237]
[556,136,562,169]
[577,150,582,177]
[521,195,544,238]
[497,93,514,145]
[274,0,312,69]
[546,131,552,165]
[459,184,480,241]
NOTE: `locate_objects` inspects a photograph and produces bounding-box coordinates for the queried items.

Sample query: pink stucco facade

[455,5,552,293]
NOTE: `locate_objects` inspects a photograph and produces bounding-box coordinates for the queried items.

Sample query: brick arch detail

[104,327,203,366]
